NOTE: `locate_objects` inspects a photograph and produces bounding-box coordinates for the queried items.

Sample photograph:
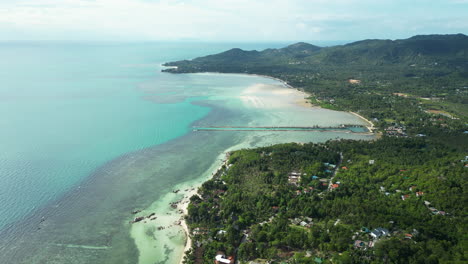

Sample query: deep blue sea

[0,42,372,263]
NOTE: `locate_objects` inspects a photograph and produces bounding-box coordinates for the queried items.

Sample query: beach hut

[215,253,234,264]
[370,227,389,239]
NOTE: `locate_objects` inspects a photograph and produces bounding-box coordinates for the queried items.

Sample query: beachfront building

[215,253,234,264]
[288,171,302,186]
[354,240,369,249]
[370,227,389,239]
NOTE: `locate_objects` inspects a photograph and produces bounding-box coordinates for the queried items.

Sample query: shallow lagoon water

[0,42,373,263]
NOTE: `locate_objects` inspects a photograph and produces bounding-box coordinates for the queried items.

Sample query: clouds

[449,0,468,3]
[0,0,467,41]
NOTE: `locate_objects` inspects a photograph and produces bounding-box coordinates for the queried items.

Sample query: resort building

[215,253,234,264]
[370,227,389,239]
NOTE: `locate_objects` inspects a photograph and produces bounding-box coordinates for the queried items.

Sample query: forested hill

[162,34,468,100]
[163,34,468,72]
[166,41,322,66]
[184,139,468,264]
[164,34,468,141]
[171,35,468,264]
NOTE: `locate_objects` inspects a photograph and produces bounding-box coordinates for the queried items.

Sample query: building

[348,79,361,84]
[354,240,368,248]
[300,221,311,228]
[370,227,389,239]
[215,253,234,264]
[288,171,302,186]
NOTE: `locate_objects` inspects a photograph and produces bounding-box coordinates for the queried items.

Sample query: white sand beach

[129,73,376,264]
[239,83,313,110]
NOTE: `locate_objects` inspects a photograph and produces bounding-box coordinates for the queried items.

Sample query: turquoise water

[0,42,286,230]
[0,42,373,263]
[193,126,368,132]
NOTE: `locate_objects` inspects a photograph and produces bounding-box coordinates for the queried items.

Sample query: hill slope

[164,34,468,71]
[171,35,468,264]
[164,34,468,129]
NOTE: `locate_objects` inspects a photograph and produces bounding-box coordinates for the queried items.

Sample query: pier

[192,125,369,133]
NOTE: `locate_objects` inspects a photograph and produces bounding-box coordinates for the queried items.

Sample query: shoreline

[156,69,377,263]
[129,151,229,264]
[176,154,230,264]
[349,111,375,133]
[161,68,315,109]
[187,71,321,110]
[247,74,316,109]
[177,188,197,263]
[166,70,374,121]
[252,73,376,130]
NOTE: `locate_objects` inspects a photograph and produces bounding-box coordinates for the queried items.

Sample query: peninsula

[164,34,468,264]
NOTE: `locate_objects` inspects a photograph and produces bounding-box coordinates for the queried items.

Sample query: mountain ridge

[163,34,468,70]
[162,33,468,122]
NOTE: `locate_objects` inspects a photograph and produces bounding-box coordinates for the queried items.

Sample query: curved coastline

[350,111,375,132]
[121,69,376,264]
[3,67,374,264]
[161,67,375,131]
[159,71,377,264]
[0,46,376,264]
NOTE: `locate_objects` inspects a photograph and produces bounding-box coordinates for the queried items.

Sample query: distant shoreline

[161,67,375,134]
[350,111,375,133]
[163,70,376,263]
[177,153,230,264]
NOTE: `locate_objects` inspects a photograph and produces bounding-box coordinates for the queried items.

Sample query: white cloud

[0,0,356,40]
[0,0,466,41]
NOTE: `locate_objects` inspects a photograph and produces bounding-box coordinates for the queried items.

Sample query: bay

[0,42,373,263]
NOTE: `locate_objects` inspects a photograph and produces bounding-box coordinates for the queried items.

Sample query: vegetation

[164,34,468,132]
[183,140,467,263]
[164,34,468,263]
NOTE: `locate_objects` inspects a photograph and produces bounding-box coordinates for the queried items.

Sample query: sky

[1,0,468,42]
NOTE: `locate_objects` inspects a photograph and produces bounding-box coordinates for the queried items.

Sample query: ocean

[0,42,373,263]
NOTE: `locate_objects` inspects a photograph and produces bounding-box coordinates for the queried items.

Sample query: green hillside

[164,34,468,143]
[166,35,468,264]
[183,139,467,264]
